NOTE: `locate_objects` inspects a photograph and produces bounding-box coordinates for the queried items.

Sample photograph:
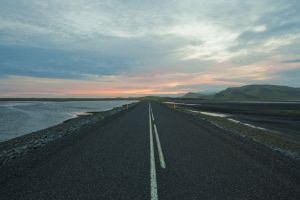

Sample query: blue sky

[0,0,300,97]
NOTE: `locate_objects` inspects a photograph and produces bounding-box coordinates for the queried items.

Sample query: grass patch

[269,109,300,117]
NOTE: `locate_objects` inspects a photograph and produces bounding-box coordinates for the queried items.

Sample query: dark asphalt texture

[1,101,299,199]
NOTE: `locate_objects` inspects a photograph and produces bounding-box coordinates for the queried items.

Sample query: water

[0,100,136,142]
[187,109,275,132]
[188,110,229,118]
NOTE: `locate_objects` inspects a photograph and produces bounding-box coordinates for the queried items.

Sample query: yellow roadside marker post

[173,103,176,109]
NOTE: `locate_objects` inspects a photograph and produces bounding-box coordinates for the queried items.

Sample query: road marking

[153,124,166,169]
[151,110,155,121]
[149,103,158,200]
[151,106,154,120]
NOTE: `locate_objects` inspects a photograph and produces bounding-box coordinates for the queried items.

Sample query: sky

[0,0,300,97]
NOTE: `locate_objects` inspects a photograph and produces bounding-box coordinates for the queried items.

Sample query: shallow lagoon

[0,100,135,141]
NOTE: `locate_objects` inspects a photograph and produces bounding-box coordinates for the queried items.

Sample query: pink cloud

[1,56,298,97]
[0,72,241,97]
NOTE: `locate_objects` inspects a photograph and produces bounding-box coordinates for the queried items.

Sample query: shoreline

[0,100,138,142]
[0,98,138,102]
[0,103,137,166]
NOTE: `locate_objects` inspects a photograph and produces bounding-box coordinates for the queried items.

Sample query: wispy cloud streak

[0,0,300,96]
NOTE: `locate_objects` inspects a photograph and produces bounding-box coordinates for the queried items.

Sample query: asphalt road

[1,101,299,199]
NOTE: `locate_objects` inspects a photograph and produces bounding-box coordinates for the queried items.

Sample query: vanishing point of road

[1,101,299,199]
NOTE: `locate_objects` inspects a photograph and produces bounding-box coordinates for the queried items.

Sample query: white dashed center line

[149,103,166,200]
[149,103,158,200]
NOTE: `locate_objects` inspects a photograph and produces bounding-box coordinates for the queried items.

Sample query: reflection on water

[0,101,136,141]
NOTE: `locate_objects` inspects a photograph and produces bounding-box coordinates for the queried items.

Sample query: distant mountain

[182,85,300,101]
[182,92,209,98]
[215,85,300,101]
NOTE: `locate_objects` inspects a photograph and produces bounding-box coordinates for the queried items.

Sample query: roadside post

[173,103,176,109]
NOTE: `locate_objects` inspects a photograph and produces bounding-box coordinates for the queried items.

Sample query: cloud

[0,72,243,97]
[253,25,267,33]
[283,58,300,63]
[0,0,300,96]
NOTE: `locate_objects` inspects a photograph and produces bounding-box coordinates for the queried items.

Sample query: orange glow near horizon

[3,58,299,98]
[67,89,189,96]
[0,73,244,97]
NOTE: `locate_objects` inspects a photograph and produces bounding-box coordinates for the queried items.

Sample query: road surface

[1,101,299,199]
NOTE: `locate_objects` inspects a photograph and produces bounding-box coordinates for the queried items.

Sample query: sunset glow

[0,0,300,97]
